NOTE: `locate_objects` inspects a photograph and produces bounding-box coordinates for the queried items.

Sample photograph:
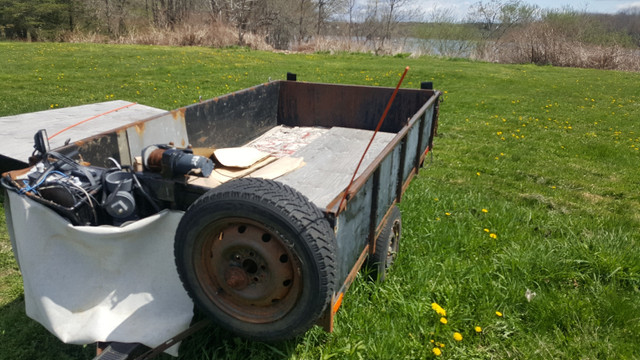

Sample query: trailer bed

[275,127,396,208]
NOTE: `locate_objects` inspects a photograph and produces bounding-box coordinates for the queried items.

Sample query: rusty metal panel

[421,106,435,153]
[56,132,121,168]
[125,110,190,165]
[401,119,421,184]
[278,82,431,133]
[116,129,132,166]
[375,144,402,227]
[334,175,375,287]
[184,82,280,149]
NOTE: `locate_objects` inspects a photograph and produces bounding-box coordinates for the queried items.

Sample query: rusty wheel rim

[194,218,302,324]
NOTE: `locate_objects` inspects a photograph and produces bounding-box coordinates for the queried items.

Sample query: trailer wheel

[367,206,401,282]
[174,178,336,341]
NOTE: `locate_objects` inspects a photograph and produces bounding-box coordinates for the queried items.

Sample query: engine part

[104,171,137,223]
[142,145,214,178]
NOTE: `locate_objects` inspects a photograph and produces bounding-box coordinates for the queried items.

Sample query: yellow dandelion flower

[431,303,447,317]
[445,212,451,216]
[484,228,490,232]
[481,208,488,213]
[453,332,463,341]
[475,326,482,333]
[440,317,448,324]
[476,172,481,176]
[496,311,503,317]
[490,233,497,239]
[432,347,442,356]
[430,339,434,343]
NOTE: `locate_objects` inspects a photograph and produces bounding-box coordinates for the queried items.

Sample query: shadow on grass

[175,309,309,360]
[0,298,306,360]
[0,297,95,360]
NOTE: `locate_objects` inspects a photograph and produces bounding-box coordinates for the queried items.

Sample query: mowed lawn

[0,42,639,359]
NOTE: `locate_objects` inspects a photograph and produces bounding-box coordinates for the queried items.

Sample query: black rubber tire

[174,178,336,341]
[367,205,401,282]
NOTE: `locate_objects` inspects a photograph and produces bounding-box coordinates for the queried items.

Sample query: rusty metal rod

[337,66,410,213]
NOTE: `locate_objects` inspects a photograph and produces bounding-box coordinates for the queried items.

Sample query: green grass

[1,42,639,359]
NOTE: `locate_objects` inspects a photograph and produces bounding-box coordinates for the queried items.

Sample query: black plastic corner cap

[287,72,297,81]
[421,81,433,90]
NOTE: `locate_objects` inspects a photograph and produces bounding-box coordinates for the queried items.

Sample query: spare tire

[174,178,336,341]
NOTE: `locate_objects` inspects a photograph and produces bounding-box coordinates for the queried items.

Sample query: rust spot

[181,138,186,147]
[135,122,146,136]
[170,107,186,121]
[74,140,85,146]
[198,136,207,144]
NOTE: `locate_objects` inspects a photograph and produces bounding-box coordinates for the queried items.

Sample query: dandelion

[476,172,481,176]
[453,332,463,341]
[481,208,488,213]
[489,233,497,239]
[475,326,482,333]
[431,303,447,317]
[496,311,503,317]
[440,317,448,324]
[432,347,442,356]
[445,212,451,216]
[484,228,490,232]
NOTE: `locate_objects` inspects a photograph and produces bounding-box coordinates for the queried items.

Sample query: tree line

[1,0,638,70]
[0,0,415,50]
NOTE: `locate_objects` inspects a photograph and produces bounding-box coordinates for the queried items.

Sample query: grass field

[0,42,639,359]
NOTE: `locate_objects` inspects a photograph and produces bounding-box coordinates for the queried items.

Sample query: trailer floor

[248,126,396,209]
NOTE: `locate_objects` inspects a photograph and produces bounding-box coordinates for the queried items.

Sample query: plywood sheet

[245,126,328,157]
[277,127,396,208]
[0,101,166,163]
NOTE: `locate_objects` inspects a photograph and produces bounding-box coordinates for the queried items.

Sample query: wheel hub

[196,218,302,323]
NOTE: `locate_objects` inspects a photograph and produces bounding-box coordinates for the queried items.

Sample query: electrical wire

[19,170,69,195]
[67,181,99,225]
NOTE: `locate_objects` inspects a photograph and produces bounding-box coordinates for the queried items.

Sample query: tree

[468,0,539,40]
[0,0,73,40]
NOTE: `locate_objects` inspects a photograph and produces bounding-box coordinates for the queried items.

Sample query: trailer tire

[367,205,401,282]
[174,178,336,341]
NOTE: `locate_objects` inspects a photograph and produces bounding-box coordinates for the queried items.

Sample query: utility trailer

[1,74,441,357]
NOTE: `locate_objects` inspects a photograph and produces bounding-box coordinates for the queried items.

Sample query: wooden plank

[277,127,396,209]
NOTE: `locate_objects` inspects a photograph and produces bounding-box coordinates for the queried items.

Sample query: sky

[406,0,640,20]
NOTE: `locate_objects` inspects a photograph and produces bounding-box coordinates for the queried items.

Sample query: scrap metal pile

[1,129,214,227]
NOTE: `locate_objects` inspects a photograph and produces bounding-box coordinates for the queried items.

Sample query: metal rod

[337,66,410,212]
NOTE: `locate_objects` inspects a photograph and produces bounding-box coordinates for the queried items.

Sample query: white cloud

[616,1,640,11]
